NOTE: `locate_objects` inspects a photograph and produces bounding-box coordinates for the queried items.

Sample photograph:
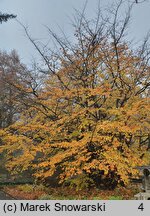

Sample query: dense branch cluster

[0,13,16,23]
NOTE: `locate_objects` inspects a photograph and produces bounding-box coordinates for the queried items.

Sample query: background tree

[0,12,16,24]
[0,50,45,129]
[0,50,30,128]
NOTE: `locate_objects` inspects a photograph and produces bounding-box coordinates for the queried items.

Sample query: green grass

[38,194,123,200]
[109,196,123,200]
[38,194,78,200]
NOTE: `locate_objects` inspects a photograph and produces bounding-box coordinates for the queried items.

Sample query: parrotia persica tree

[0,0,149,189]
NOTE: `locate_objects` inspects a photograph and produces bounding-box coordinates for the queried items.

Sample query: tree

[0,50,43,181]
[0,50,36,128]
[0,0,149,189]
[0,12,16,24]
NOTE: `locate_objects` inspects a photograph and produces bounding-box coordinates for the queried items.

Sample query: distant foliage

[0,13,16,23]
[0,50,28,128]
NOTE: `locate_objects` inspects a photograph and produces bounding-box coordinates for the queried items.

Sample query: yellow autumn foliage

[0,4,150,189]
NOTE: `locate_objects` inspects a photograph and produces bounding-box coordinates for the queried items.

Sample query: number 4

[138,203,144,211]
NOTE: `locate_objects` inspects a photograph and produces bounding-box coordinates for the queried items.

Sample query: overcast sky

[0,0,150,65]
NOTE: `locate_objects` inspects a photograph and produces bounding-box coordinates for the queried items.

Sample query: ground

[0,190,14,200]
[0,184,140,200]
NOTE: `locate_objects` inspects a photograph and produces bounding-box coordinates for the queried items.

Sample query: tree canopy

[0,0,149,190]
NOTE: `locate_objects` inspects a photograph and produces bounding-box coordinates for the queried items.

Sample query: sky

[0,0,150,65]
